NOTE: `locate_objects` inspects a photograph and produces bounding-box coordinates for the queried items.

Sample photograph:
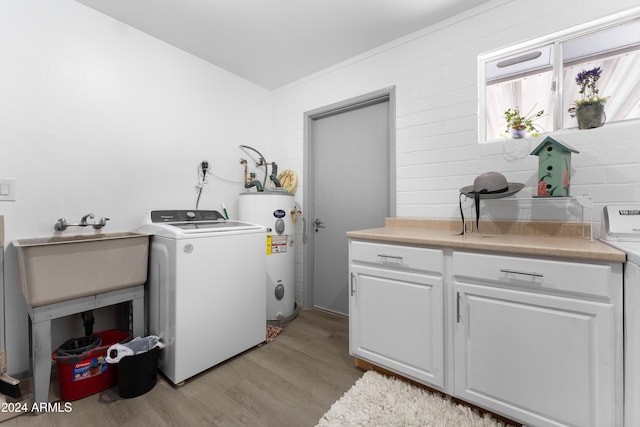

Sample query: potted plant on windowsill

[568,66,608,129]
[504,107,544,139]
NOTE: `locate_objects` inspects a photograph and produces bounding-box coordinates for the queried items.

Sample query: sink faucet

[53,213,110,231]
[93,217,110,230]
[54,218,68,231]
[80,213,94,226]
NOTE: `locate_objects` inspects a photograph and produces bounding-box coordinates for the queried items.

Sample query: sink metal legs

[27,286,144,412]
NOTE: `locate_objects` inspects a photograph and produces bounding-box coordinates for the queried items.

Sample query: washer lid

[170,220,260,232]
[602,240,640,265]
[145,210,263,235]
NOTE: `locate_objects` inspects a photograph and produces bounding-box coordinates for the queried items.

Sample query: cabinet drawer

[350,240,443,274]
[453,251,613,298]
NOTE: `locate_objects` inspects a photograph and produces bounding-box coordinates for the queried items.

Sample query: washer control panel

[150,210,225,223]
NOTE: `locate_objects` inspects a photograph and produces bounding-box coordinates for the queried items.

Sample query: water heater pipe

[239,145,267,190]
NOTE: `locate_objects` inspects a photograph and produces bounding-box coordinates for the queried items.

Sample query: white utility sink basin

[14,232,149,307]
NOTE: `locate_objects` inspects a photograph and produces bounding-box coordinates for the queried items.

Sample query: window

[484,45,555,140]
[479,9,640,143]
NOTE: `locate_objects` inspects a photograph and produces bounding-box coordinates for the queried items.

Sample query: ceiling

[74,0,493,90]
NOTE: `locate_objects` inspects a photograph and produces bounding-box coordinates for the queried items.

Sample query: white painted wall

[0,0,271,374]
[270,0,640,304]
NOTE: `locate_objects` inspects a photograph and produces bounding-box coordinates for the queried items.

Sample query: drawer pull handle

[500,268,544,278]
[377,254,404,260]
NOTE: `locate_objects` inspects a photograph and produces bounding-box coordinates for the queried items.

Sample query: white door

[305,89,394,315]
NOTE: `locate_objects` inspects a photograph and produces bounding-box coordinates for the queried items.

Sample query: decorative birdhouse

[530,137,579,197]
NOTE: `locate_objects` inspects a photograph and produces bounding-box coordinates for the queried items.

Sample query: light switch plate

[0,178,16,201]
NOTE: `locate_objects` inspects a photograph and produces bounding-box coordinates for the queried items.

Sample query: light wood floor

[5,309,362,427]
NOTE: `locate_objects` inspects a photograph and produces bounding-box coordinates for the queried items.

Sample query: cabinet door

[350,264,443,388]
[454,282,615,427]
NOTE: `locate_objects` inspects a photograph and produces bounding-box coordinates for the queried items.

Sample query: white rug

[317,371,508,427]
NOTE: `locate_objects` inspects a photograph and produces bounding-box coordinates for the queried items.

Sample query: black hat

[459,172,525,199]
[459,172,524,233]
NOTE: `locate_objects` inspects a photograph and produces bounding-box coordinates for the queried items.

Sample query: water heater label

[273,209,286,218]
[271,235,288,254]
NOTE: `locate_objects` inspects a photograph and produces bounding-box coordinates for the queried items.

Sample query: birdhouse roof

[530,136,580,156]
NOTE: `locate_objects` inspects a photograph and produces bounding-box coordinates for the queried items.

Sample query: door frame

[302,86,396,309]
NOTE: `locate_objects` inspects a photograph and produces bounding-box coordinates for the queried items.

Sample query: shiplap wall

[269,0,640,304]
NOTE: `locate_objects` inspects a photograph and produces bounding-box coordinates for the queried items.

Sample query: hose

[239,145,267,190]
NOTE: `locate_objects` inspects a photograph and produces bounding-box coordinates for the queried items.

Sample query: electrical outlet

[0,178,16,201]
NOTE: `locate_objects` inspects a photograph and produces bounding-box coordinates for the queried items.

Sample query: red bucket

[52,330,132,401]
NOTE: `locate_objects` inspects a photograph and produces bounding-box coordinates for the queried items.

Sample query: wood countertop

[346,218,626,263]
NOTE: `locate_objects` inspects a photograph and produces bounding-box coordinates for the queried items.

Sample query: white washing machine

[602,205,640,427]
[139,210,266,384]
[239,192,295,320]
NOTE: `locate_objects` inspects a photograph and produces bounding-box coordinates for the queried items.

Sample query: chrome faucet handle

[54,218,68,231]
[92,217,110,230]
[80,213,94,226]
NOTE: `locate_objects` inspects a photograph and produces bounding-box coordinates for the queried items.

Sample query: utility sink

[14,232,149,307]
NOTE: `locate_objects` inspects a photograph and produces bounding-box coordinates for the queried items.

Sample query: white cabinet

[347,238,624,426]
[349,240,444,388]
[453,251,623,427]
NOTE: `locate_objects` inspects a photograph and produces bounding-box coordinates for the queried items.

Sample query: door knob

[313,218,324,232]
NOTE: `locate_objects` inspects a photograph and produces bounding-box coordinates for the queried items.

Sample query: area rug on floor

[316,371,508,426]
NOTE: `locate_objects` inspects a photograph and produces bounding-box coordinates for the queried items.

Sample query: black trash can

[117,346,161,398]
[105,335,163,399]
